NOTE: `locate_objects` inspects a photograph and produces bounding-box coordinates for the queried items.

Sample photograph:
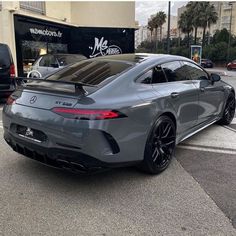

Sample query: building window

[20,1,45,15]
[0,1,2,11]
[222,16,230,24]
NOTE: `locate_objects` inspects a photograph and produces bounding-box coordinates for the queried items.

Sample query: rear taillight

[10,64,15,78]
[52,107,126,120]
[6,96,16,105]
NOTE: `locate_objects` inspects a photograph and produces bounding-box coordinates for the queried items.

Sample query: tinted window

[136,70,153,84]
[0,44,11,67]
[46,60,132,85]
[162,61,191,82]
[56,55,86,66]
[152,66,167,83]
[39,55,57,67]
[137,66,167,84]
[182,61,208,80]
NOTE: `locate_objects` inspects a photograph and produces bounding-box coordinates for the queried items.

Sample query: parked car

[0,43,16,99]
[226,60,236,70]
[201,59,213,68]
[2,54,235,174]
[28,53,87,78]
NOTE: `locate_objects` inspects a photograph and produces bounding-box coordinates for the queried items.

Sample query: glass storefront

[14,15,135,77]
[21,40,68,73]
[14,15,71,76]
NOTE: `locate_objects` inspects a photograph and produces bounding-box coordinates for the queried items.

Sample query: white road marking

[223,125,236,132]
[178,144,236,155]
[231,118,236,124]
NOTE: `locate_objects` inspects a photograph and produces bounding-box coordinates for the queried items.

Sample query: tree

[213,28,230,43]
[178,11,193,48]
[152,15,159,44]
[155,11,166,41]
[206,5,218,45]
[186,2,202,44]
[198,2,218,46]
[148,18,155,42]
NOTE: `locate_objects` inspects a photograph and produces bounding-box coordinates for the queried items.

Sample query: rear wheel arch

[139,114,176,174]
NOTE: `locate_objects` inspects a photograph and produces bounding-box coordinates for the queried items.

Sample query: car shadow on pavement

[11,156,155,187]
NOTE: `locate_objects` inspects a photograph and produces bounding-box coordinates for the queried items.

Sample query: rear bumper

[2,103,148,172]
[4,131,140,173]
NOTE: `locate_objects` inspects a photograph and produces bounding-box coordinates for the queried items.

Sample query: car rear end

[227,60,236,70]
[201,59,213,68]
[2,59,144,173]
[0,44,16,99]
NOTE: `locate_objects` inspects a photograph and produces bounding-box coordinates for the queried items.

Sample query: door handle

[171,92,179,98]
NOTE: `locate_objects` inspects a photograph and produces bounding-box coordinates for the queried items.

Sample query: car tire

[218,93,235,125]
[139,116,176,174]
[227,66,232,71]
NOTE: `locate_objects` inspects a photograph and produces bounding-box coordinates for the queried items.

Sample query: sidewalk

[206,67,236,77]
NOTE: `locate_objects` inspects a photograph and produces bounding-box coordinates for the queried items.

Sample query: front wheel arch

[218,92,235,125]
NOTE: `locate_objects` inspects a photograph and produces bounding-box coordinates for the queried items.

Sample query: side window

[162,61,191,82]
[39,55,57,67]
[136,69,153,84]
[182,61,208,80]
[136,66,167,84]
[152,66,167,84]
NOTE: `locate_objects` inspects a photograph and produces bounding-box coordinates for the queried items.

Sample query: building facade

[177,2,236,40]
[135,25,149,48]
[0,1,135,76]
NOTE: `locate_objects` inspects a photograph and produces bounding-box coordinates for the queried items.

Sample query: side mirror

[210,73,221,83]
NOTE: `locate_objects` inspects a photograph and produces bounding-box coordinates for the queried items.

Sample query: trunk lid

[14,82,94,110]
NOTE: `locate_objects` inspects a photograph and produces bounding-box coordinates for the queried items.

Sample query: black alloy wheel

[140,116,176,174]
[219,93,235,125]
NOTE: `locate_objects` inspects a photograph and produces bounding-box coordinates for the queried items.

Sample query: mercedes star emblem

[30,96,37,104]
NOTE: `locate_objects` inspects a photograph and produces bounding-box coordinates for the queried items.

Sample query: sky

[135,1,187,26]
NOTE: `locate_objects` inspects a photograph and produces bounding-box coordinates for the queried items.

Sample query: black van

[0,43,16,99]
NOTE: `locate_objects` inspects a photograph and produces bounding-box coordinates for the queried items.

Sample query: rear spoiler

[15,77,97,94]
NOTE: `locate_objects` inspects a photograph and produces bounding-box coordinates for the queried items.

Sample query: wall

[71,1,135,28]
[45,1,71,22]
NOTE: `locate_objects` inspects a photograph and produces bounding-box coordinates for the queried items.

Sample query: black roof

[93,53,191,65]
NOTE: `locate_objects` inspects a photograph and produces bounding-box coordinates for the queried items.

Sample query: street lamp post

[167,1,171,54]
[227,2,233,62]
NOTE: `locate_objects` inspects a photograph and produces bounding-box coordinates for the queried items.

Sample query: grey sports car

[2,54,236,174]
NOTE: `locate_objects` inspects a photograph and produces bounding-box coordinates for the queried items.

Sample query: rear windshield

[0,44,11,67]
[46,59,133,86]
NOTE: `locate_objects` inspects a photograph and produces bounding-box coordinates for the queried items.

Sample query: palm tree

[186,2,202,44]
[152,15,159,43]
[155,11,167,41]
[178,11,193,48]
[206,4,218,45]
[198,2,218,46]
[148,18,155,42]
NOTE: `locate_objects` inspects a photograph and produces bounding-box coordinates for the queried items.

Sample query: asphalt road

[0,70,236,235]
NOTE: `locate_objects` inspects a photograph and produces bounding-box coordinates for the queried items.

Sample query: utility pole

[167,1,171,54]
[227,2,233,62]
